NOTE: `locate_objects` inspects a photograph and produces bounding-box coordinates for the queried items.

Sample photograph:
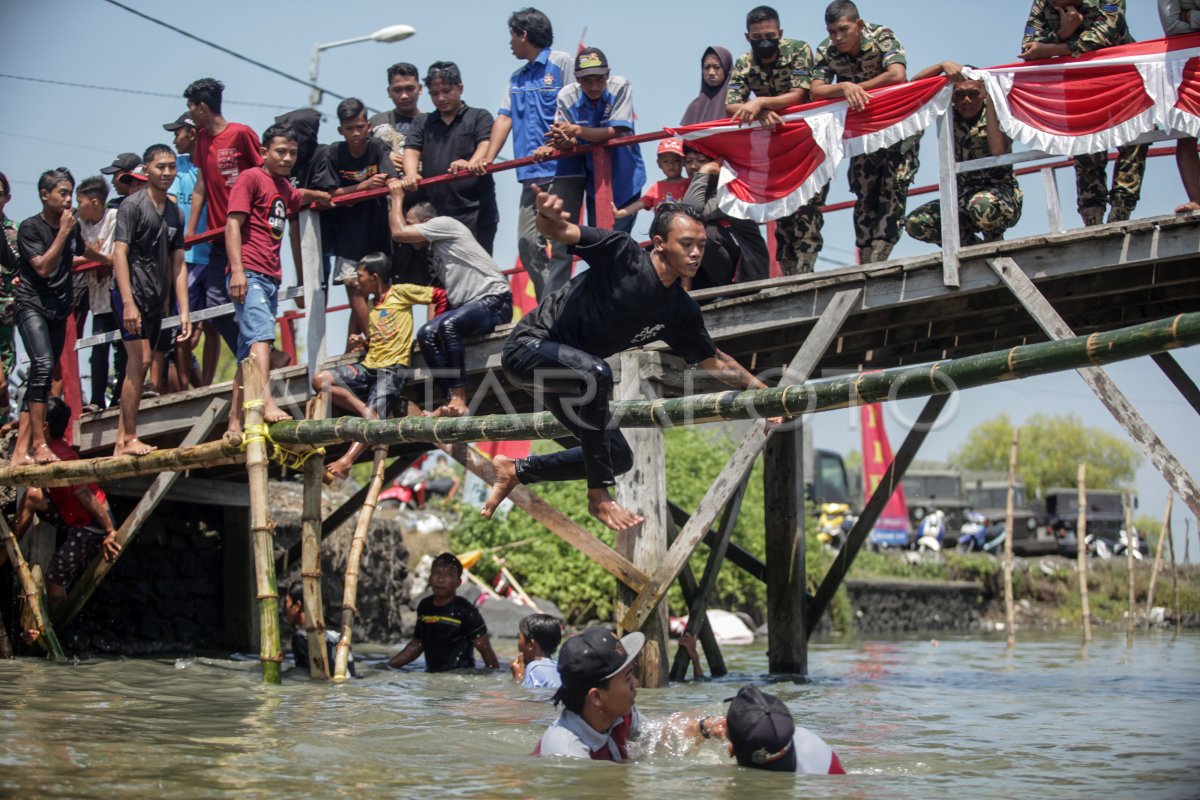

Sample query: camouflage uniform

[1022,0,1146,224]
[0,218,18,377]
[814,23,920,262]
[906,106,1024,245]
[728,39,826,275]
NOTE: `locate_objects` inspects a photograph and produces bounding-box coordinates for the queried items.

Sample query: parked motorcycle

[956,511,1007,553]
[816,502,856,550]
[915,509,946,552]
[377,465,457,510]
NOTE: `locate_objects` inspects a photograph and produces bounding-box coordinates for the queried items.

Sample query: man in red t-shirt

[8,398,118,603]
[182,77,263,371]
[223,123,303,434]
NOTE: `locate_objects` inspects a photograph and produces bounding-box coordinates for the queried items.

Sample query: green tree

[949,413,1142,498]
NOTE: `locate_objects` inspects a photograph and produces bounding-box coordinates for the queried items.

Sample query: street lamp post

[309,24,416,107]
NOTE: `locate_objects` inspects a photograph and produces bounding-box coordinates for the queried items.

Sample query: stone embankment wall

[844,578,984,633]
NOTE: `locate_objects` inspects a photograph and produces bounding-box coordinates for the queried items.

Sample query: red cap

[657,138,684,157]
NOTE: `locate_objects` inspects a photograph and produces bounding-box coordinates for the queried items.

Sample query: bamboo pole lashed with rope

[244,358,283,684]
[0,513,64,661]
[1146,493,1173,629]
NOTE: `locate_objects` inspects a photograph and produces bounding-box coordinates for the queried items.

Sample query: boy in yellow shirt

[312,251,441,480]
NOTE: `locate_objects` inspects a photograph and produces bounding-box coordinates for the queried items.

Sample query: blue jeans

[417,292,512,400]
[228,270,278,361]
[501,335,633,490]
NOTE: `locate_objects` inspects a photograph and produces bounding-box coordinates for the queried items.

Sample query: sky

[2,0,1198,556]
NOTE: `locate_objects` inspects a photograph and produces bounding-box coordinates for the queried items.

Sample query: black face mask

[753,38,780,61]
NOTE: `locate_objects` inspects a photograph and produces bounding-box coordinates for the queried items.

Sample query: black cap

[725,686,797,772]
[557,628,644,690]
[162,112,195,132]
[574,47,610,78]
[100,152,141,175]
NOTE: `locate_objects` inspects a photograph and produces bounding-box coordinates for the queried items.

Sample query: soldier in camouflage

[726,5,826,276]
[811,0,919,264]
[1020,0,1146,225]
[905,62,1023,245]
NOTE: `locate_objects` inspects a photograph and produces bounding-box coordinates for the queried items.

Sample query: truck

[1036,488,1139,556]
[902,465,970,534]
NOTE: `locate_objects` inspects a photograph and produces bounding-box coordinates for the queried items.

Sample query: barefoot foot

[32,443,59,465]
[1176,201,1200,214]
[263,405,293,424]
[114,438,157,457]
[436,398,468,418]
[587,488,644,532]
[323,462,351,485]
[482,456,520,520]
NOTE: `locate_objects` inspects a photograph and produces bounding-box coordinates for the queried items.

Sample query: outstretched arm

[533,186,581,246]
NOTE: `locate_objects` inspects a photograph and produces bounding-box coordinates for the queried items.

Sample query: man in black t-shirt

[310,97,397,341]
[111,144,190,457]
[387,552,500,673]
[482,192,775,533]
[400,61,500,254]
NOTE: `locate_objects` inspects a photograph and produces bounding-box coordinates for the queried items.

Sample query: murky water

[1,630,1197,798]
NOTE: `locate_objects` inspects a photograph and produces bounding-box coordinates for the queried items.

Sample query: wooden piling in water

[1125,493,1136,648]
[244,358,283,684]
[1146,493,1173,629]
[333,446,387,682]
[300,395,330,680]
[0,605,12,659]
[1077,464,1092,644]
[1003,428,1020,649]
[0,513,64,661]
[1167,517,1181,636]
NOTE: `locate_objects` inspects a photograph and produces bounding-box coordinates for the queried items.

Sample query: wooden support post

[936,108,961,288]
[1125,492,1136,648]
[300,395,330,679]
[764,423,807,674]
[1146,493,1172,630]
[1003,428,1020,650]
[1151,353,1200,417]
[244,358,283,684]
[1077,463,1092,643]
[620,288,862,632]
[989,257,1200,523]
[0,514,64,661]
[669,482,746,682]
[614,351,669,688]
[333,447,388,682]
[667,516,725,678]
[668,501,766,582]
[1041,166,1063,234]
[439,443,650,592]
[52,398,229,631]
[806,393,950,636]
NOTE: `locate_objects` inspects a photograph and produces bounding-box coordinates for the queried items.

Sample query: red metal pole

[592,146,616,230]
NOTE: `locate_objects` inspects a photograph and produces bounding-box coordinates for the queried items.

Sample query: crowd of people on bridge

[1,0,1194,636]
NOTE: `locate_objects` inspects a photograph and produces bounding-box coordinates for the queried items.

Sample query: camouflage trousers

[905,184,1023,246]
[1075,144,1147,225]
[0,323,12,376]
[775,183,829,275]
[849,136,921,261]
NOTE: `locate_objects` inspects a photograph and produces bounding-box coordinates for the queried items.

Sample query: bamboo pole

[1167,517,1181,636]
[333,446,387,682]
[1145,493,1173,629]
[1077,463,1092,644]
[0,435,243,488]
[300,395,330,680]
[0,514,64,661]
[1125,492,1136,648]
[265,313,1200,449]
[463,568,503,600]
[244,358,282,684]
[1003,428,1020,650]
[2,314,1198,491]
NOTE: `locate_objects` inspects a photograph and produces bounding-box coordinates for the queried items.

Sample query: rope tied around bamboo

[239,406,326,473]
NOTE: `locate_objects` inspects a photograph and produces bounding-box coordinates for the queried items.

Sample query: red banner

[860,403,910,547]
